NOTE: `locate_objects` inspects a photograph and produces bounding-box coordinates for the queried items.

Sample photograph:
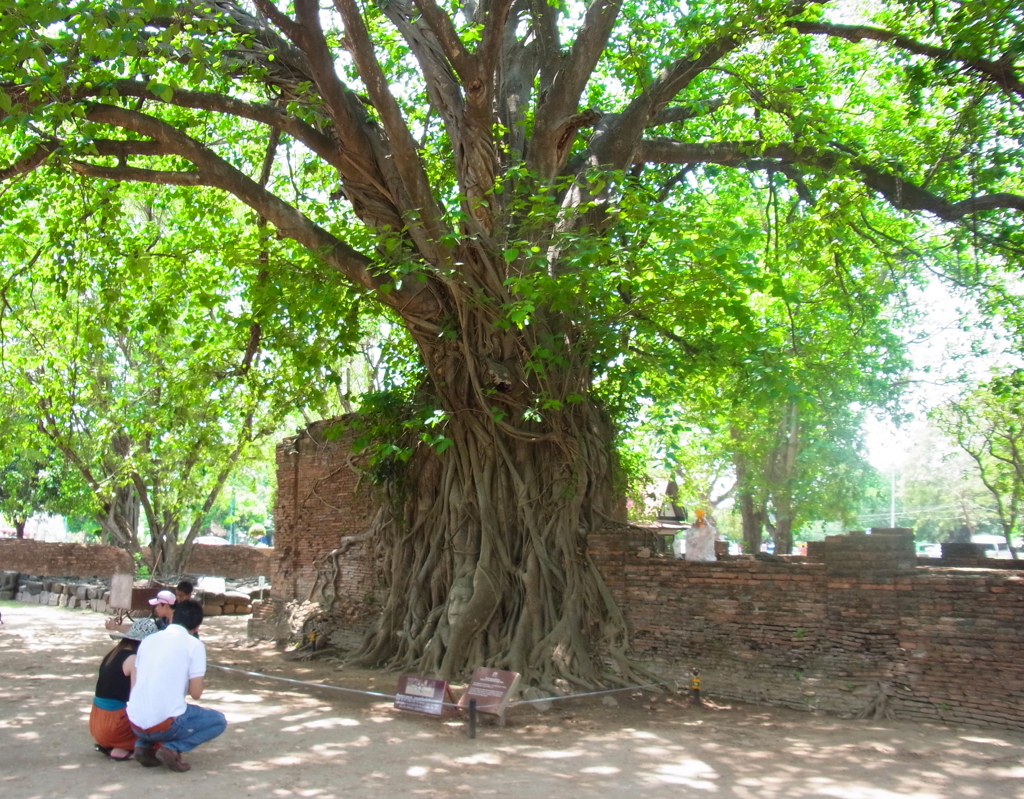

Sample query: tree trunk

[733,441,764,553]
[348,294,639,689]
[14,518,26,539]
[738,489,764,554]
[96,484,141,554]
[770,492,795,555]
[149,524,188,581]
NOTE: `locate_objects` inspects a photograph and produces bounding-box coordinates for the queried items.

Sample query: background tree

[0,181,361,576]
[935,371,1024,557]
[2,0,1022,686]
[855,420,999,542]
[0,414,93,538]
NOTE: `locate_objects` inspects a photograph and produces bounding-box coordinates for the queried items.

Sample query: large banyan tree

[2,0,1022,686]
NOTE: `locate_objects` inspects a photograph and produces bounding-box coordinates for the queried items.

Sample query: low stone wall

[2,571,113,611]
[2,570,260,617]
[591,528,1024,730]
[0,539,133,578]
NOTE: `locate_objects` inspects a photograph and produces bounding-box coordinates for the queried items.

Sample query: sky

[864,277,1022,472]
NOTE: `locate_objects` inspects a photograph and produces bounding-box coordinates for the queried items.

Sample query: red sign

[394,675,454,716]
[458,668,521,716]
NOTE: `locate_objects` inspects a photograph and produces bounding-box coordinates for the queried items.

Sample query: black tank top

[94,647,135,703]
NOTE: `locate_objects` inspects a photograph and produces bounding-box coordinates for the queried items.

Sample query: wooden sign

[394,675,455,716]
[458,668,521,722]
[107,573,134,611]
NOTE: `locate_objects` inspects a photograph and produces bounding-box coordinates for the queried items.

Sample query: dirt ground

[3,603,1024,799]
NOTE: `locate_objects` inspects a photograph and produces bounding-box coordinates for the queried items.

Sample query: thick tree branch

[650,99,726,127]
[591,37,741,173]
[530,0,561,93]
[70,163,206,186]
[288,0,407,233]
[333,0,446,248]
[411,0,476,81]
[382,0,499,235]
[104,80,345,170]
[529,0,624,178]
[791,21,1024,100]
[476,0,515,81]
[637,139,1024,221]
[251,0,303,42]
[74,104,444,317]
[0,140,59,183]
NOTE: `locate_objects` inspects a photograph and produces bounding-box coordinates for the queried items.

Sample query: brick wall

[176,544,278,579]
[272,426,1024,729]
[0,539,134,577]
[0,538,277,581]
[592,527,1024,729]
[273,418,381,614]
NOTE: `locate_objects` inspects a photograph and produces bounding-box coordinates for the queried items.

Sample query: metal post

[690,667,702,707]
[468,698,477,739]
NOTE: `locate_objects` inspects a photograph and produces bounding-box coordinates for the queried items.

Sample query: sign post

[458,668,520,726]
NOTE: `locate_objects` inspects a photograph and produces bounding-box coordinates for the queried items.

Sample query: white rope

[211,663,682,709]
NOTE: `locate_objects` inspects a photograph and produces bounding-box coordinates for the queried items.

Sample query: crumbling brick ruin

[264,418,1024,729]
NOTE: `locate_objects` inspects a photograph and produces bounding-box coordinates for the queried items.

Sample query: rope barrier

[211,663,682,710]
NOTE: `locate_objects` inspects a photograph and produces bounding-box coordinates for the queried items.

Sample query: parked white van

[971,534,1022,559]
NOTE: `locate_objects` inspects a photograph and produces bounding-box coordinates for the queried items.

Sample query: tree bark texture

[347,252,639,688]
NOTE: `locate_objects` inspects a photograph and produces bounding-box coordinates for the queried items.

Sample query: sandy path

[2,602,1023,799]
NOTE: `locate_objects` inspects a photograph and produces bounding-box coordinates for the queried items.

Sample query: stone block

[48,592,59,606]
[0,590,13,600]
[202,604,223,617]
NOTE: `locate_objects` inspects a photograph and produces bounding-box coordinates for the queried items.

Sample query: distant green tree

[0,187,360,576]
[936,372,1024,557]
[0,413,94,537]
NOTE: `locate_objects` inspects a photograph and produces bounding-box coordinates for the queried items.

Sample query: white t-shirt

[126,624,206,730]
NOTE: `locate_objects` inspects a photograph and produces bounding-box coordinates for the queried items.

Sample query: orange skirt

[89,703,136,751]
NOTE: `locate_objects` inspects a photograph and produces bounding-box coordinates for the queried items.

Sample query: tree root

[856,681,897,721]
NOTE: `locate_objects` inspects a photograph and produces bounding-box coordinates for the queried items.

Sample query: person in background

[174,580,194,603]
[104,590,176,634]
[127,599,226,772]
[90,618,159,761]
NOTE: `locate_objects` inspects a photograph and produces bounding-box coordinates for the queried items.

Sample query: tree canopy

[2,0,1022,685]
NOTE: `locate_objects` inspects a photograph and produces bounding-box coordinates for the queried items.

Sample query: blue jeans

[135,704,227,753]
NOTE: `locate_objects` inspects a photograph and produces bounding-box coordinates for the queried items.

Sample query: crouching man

[127,599,226,772]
